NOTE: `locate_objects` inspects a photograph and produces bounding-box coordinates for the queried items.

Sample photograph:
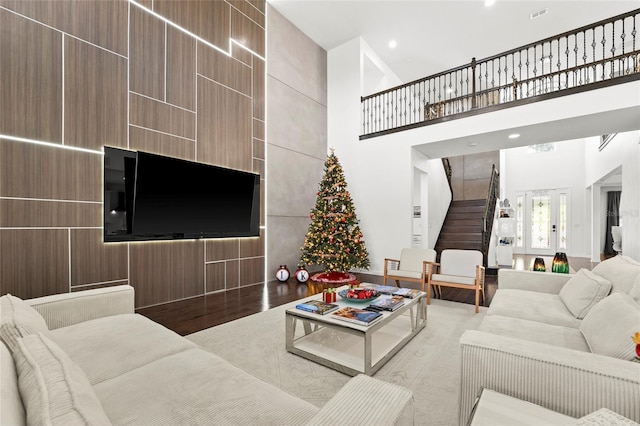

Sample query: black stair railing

[361,8,640,139]
[482,165,500,266]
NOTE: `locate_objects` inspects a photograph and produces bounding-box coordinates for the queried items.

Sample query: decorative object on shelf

[299,148,370,276]
[532,257,546,272]
[275,265,290,282]
[294,265,309,283]
[322,288,337,303]
[633,332,640,362]
[551,252,570,273]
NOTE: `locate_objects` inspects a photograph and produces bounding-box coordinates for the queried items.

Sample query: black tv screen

[103,147,260,242]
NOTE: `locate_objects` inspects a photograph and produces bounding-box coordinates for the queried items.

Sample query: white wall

[502,140,588,257]
[619,132,640,261]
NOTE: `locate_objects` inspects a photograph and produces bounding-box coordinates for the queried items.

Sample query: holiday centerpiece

[300,149,370,284]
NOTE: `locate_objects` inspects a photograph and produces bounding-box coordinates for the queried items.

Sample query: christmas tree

[300,149,370,274]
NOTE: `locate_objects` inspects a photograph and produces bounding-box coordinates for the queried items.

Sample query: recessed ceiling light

[469,142,478,147]
[484,0,495,7]
[508,133,520,139]
[388,40,397,49]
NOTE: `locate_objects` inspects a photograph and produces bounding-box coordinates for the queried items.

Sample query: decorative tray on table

[338,288,380,303]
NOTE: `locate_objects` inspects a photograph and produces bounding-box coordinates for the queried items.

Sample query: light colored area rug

[187,298,486,426]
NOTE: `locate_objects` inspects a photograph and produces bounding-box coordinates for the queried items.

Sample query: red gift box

[323,288,337,303]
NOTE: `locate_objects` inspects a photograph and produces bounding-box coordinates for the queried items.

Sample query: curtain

[603,191,621,255]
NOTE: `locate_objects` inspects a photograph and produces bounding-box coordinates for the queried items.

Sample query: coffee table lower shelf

[285,298,426,376]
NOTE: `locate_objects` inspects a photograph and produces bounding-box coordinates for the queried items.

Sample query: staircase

[435,199,485,254]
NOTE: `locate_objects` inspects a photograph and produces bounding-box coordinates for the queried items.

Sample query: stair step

[447,213,484,220]
[438,232,482,241]
[448,205,486,214]
[451,199,486,207]
[436,241,483,251]
[442,225,482,233]
[445,219,482,227]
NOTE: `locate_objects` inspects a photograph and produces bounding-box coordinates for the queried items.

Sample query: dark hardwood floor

[137,255,595,336]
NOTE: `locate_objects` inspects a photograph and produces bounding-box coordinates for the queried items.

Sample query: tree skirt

[310,271,356,284]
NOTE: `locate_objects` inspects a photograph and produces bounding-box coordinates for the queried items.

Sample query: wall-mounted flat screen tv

[104,147,260,242]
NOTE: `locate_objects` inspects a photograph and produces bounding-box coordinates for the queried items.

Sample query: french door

[514,189,568,255]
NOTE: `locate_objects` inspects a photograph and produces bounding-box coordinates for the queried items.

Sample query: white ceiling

[268,1,639,83]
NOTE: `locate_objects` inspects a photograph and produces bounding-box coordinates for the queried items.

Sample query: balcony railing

[361,8,640,139]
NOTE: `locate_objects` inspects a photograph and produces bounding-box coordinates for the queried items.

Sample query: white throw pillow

[559,269,612,319]
[0,294,49,353]
[13,333,112,426]
[580,293,640,360]
[591,255,640,294]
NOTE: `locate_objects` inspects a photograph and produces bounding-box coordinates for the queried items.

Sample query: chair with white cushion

[427,249,485,313]
[383,248,437,292]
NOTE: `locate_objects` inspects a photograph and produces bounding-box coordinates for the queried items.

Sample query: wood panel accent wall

[0,0,266,308]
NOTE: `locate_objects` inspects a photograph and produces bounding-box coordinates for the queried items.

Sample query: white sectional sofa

[1,285,414,425]
[459,255,640,425]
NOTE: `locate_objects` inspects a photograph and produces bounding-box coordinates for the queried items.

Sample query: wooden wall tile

[129,127,195,161]
[71,281,129,292]
[166,25,196,111]
[228,1,265,28]
[130,93,196,140]
[129,240,204,307]
[253,138,265,159]
[225,260,240,289]
[240,230,264,258]
[205,262,225,292]
[0,199,101,228]
[198,42,252,96]
[129,4,165,100]
[247,0,266,14]
[196,77,252,171]
[231,45,253,66]
[253,158,265,179]
[0,10,62,143]
[64,36,127,151]
[205,238,239,262]
[239,257,264,286]
[231,7,265,58]
[252,57,265,120]
[70,229,128,286]
[0,139,102,201]
[253,118,265,141]
[154,0,229,51]
[1,0,128,56]
[0,229,69,299]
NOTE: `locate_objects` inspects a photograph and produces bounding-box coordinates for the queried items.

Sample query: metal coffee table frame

[285,286,427,376]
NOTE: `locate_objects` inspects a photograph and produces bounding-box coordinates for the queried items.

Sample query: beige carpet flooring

[187,297,487,426]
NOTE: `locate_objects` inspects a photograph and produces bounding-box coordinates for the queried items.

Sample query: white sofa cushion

[12,333,112,425]
[431,274,476,286]
[93,348,318,426]
[479,315,590,352]
[1,342,26,425]
[487,289,582,328]
[559,269,612,319]
[580,293,640,360]
[49,314,196,385]
[629,274,640,305]
[591,255,640,294]
[0,294,49,353]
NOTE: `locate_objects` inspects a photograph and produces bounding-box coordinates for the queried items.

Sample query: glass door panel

[530,192,553,251]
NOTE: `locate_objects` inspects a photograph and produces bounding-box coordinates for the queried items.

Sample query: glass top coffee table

[285,284,427,376]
